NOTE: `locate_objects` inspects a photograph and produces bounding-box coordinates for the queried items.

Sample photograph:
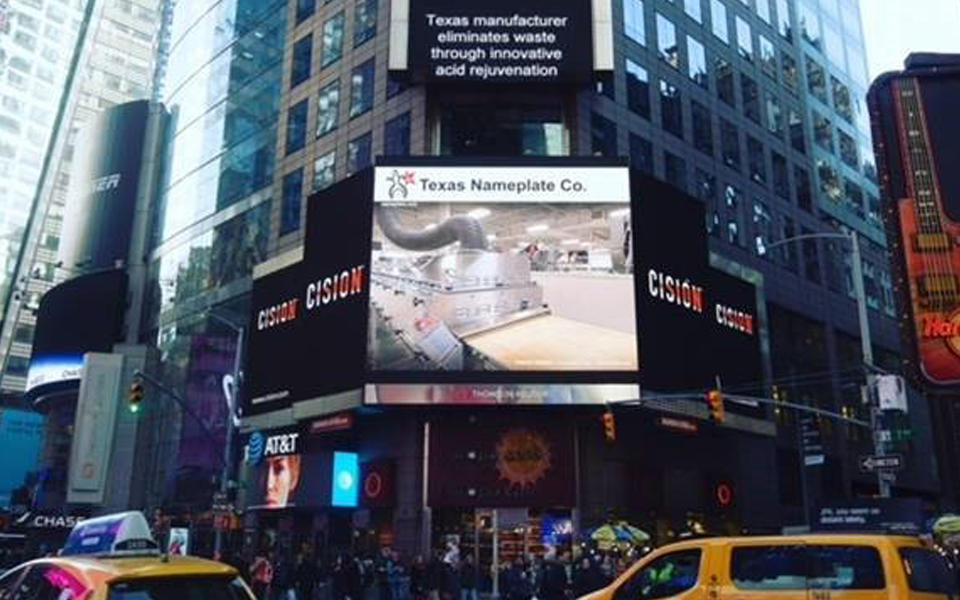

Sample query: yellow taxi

[0,512,255,600]
[580,534,959,599]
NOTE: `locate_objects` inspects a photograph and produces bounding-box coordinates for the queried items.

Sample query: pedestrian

[332,555,351,600]
[377,548,393,600]
[410,555,428,600]
[251,551,275,600]
[427,551,444,600]
[538,548,567,600]
[297,553,319,600]
[572,558,601,598]
[458,554,477,600]
[505,559,532,600]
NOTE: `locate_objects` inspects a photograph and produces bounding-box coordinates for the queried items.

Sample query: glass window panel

[753,198,773,256]
[687,36,708,88]
[660,80,683,138]
[291,34,312,88]
[776,0,792,40]
[692,101,713,156]
[716,57,735,106]
[349,59,375,118]
[838,129,858,167]
[626,59,651,118]
[322,12,345,67]
[623,0,646,45]
[286,99,308,155]
[831,76,853,122]
[711,0,729,43]
[806,56,827,102]
[313,151,336,190]
[591,112,618,157]
[823,22,845,70]
[759,35,777,79]
[781,53,798,93]
[348,132,373,175]
[817,158,842,203]
[685,0,702,23]
[296,0,315,24]
[808,546,884,590]
[629,133,654,174]
[844,178,864,219]
[747,136,766,183]
[665,152,688,192]
[354,0,377,47]
[280,169,303,235]
[316,80,340,137]
[742,74,760,123]
[766,93,783,135]
[657,13,679,69]
[795,165,812,210]
[789,108,806,153]
[813,110,833,152]
[736,16,753,61]
[721,118,741,170]
[757,0,771,23]
[772,151,789,198]
[384,112,411,156]
[799,1,820,48]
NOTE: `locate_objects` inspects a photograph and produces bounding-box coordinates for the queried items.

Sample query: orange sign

[495,429,552,488]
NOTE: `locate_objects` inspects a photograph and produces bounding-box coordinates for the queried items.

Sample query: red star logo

[402,171,416,185]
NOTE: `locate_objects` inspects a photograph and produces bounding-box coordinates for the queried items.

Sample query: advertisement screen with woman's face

[265,454,301,508]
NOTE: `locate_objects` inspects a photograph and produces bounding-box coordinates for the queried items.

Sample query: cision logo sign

[404,0,593,83]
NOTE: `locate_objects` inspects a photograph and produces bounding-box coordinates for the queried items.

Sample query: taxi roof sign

[62,511,159,557]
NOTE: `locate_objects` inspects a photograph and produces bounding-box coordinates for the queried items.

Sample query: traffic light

[129,379,144,413]
[602,410,616,442]
[706,389,725,423]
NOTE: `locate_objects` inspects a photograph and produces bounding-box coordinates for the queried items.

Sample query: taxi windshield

[108,576,251,600]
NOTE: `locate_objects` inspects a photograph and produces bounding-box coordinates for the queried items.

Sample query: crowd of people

[227,544,633,600]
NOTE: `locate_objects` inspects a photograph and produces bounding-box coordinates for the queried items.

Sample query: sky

[859,0,960,79]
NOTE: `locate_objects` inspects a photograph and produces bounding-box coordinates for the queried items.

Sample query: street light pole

[765,230,889,499]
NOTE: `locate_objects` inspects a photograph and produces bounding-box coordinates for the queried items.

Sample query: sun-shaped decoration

[495,429,552,489]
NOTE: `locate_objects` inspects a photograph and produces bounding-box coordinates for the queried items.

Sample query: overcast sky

[859,0,960,79]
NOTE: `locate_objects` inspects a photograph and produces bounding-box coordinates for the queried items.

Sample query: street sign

[859,454,904,473]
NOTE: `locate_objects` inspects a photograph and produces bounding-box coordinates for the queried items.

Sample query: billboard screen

[245,174,373,415]
[869,68,960,386]
[367,162,637,374]
[405,0,593,84]
[27,270,127,397]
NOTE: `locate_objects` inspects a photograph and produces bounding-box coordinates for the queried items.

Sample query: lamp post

[207,311,245,558]
[763,230,890,501]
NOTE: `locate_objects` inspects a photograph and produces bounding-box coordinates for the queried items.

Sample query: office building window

[781,53,798,93]
[296,0,315,24]
[687,36,708,88]
[766,93,783,136]
[789,108,805,153]
[736,16,752,61]
[692,101,713,156]
[776,0,791,40]
[720,118,740,170]
[817,158,842,203]
[657,13,679,69]
[629,133,654,174]
[314,150,336,190]
[823,22,844,69]
[660,80,683,138]
[281,169,303,235]
[725,184,744,246]
[838,130,858,167]
[747,136,766,183]
[291,34,312,88]
[685,0,702,23]
[665,151,687,192]
[694,168,717,206]
[384,112,411,156]
[716,57,735,106]
[806,56,827,102]
[831,76,853,122]
[799,0,820,49]
[772,151,789,199]
[350,59,375,118]
[861,140,877,182]
[801,228,821,283]
[348,132,372,175]
[711,0,728,43]
[626,59,651,118]
[322,12,345,67]
[387,73,408,99]
[753,199,773,256]
[813,110,833,152]
[756,0,770,23]
[867,193,882,229]
[742,74,760,124]
[591,113,617,157]
[623,0,646,45]
[286,99,308,155]
[316,80,340,137]
[354,0,377,47]
[759,35,776,79]
[845,179,864,219]
[795,166,812,211]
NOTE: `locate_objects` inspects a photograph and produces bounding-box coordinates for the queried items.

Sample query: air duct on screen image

[376,207,488,251]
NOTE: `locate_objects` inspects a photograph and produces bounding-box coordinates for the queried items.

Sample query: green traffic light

[129,403,140,413]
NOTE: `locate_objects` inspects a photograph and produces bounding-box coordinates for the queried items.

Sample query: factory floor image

[366,201,638,372]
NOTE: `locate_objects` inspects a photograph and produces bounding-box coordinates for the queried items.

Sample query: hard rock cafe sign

[495,429,552,488]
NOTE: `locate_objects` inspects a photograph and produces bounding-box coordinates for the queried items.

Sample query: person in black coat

[505,560,532,600]
[410,555,428,600]
[538,556,568,600]
[458,554,478,600]
[572,558,603,598]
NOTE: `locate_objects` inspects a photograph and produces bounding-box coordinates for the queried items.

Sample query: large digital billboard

[365,160,640,404]
[402,0,594,84]
[869,63,960,386]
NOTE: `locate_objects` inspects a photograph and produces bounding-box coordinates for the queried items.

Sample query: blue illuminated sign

[331,451,359,507]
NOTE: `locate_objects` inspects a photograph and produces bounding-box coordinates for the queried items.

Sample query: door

[612,549,704,600]
[724,543,809,600]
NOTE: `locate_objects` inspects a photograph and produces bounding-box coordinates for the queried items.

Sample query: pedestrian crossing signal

[129,380,144,413]
[602,410,616,442]
[706,389,725,423]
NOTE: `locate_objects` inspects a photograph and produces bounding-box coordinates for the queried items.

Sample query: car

[0,512,255,600]
[579,533,959,599]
